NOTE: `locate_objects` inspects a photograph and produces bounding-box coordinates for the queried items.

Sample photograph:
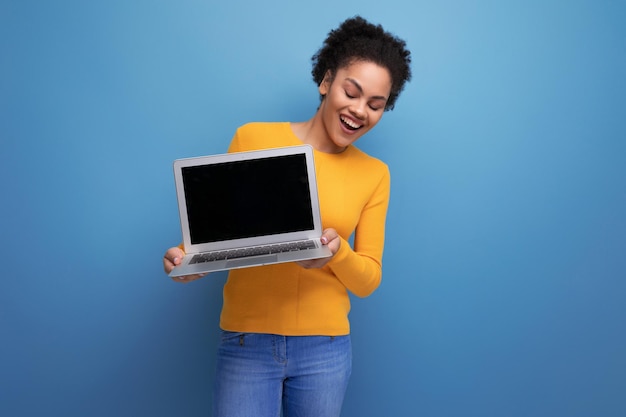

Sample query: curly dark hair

[311,16,412,111]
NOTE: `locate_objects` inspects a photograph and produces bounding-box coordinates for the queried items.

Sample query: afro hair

[311,16,412,111]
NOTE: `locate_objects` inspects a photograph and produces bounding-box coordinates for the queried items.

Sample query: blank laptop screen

[182,154,314,245]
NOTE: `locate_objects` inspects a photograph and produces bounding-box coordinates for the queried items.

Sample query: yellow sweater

[220,122,390,335]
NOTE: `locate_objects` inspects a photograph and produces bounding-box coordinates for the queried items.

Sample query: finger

[166,249,184,264]
[171,274,190,283]
[163,257,177,274]
[296,260,314,269]
[163,248,185,273]
[297,258,328,269]
[321,229,339,244]
[163,258,173,274]
[171,273,207,283]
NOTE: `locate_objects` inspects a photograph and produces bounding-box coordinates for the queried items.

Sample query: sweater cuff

[327,236,351,266]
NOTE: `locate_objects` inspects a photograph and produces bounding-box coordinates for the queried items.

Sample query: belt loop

[239,334,245,346]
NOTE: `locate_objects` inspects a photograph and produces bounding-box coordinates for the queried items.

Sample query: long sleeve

[326,166,390,297]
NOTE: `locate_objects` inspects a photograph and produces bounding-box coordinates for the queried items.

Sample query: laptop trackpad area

[226,255,278,269]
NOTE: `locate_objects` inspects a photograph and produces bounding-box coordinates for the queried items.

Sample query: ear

[318,70,333,96]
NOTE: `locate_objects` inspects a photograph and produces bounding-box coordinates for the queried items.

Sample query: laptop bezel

[173,144,323,255]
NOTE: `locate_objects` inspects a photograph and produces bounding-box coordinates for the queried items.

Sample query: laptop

[169,144,332,277]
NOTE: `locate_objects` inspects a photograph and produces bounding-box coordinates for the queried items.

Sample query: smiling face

[315,60,392,153]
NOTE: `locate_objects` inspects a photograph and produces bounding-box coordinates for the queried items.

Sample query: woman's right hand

[163,246,208,283]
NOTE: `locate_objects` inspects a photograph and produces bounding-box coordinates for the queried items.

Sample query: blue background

[2,1,625,416]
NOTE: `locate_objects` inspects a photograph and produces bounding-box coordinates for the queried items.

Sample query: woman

[163,15,411,417]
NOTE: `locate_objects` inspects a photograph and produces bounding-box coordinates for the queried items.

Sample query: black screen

[182,154,314,244]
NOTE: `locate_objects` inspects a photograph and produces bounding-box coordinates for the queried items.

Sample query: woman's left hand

[296,228,341,269]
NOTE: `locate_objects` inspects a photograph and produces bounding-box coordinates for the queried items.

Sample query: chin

[339,129,366,144]
[333,137,357,150]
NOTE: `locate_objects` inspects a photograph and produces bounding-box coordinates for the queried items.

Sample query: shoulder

[235,122,292,142]
[230,122,293,152]
[346,146,390,180]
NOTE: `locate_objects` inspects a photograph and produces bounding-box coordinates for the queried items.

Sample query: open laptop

[169,144,332,277]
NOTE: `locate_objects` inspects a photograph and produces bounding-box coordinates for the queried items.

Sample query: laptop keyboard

[189,240,317,264]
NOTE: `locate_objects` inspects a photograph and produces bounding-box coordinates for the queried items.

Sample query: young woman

[163,15,411,417]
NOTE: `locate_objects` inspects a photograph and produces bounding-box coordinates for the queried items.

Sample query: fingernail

[321,237,328,244]
[173,257,179,264]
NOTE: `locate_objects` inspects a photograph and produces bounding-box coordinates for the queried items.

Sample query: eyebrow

[345,78,388,101]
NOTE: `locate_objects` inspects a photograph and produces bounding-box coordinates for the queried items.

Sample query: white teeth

[341,116,362,129]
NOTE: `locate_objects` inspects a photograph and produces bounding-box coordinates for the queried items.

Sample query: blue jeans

[213,332,352,417]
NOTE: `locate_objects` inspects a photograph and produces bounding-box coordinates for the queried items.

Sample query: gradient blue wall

[2,1,625,416]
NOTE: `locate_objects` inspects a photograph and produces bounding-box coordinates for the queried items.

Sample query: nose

[350,100,367,120]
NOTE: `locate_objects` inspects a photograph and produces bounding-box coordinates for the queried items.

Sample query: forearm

[327,237,383,298]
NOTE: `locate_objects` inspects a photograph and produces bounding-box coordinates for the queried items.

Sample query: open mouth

[340,115,363,131]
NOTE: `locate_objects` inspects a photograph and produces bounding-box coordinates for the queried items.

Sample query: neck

[291,110,346,154]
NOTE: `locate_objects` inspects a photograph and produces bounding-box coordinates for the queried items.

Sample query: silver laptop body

[169,144,332,277]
